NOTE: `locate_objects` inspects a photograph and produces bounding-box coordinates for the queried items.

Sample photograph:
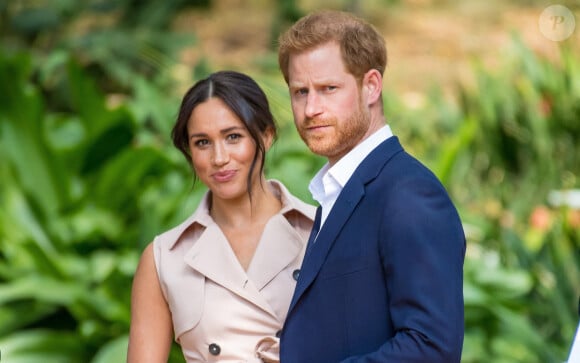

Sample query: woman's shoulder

[154,192,214,251]
[268,179,316,221]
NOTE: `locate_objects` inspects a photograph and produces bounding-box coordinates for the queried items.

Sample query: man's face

[287,42,371,165]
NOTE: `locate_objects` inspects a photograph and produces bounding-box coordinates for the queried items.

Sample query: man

[277,10,465,362]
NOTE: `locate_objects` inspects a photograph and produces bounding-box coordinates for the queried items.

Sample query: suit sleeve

[342,173,466,363]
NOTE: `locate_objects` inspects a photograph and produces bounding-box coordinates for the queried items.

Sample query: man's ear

[363,69,383,106]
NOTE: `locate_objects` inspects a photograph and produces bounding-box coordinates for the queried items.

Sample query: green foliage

[0,48,194,362]
[0,3,579,363]
[381,34,579,362]
[429,37,579,362]
[1,0,199,93]
[0,48,317,363]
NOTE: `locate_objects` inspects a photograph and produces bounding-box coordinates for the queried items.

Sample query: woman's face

[187,97,268,202]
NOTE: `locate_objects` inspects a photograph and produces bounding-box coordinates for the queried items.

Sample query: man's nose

[304,91,323,119]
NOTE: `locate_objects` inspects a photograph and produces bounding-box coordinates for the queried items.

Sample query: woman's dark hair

[171,70,278,196]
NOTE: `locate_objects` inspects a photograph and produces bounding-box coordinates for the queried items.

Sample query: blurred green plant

[0,48,194,362]
[0,3,579,362]
[406,36,579,362]
[381,33,579,362]
[0,47,318,363]
[0,0,204,88]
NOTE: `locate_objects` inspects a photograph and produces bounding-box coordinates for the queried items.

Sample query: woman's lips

[212,170,237,182]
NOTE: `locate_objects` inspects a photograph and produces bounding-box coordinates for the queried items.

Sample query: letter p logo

[539,5,576,41]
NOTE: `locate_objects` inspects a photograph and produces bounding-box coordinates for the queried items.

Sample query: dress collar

[165,179,314,250]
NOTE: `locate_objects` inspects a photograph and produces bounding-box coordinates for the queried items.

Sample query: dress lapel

[183,223,278,318]
[247,214,304,290]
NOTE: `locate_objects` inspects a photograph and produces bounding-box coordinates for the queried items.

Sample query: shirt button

[292,269,300,281]
[208,343,221,356]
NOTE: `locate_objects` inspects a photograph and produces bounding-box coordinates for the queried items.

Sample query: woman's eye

[193,139,209,147]
[227,133,242,141]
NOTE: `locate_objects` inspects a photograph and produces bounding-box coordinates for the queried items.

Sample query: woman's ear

[363,69,383,106]
[263,127,275,151]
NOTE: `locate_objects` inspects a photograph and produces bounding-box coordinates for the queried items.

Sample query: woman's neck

[210,179,282,229]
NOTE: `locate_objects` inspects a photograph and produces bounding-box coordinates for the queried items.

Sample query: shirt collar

[309,124,393,202]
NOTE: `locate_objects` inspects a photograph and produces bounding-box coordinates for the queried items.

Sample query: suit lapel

[288,137,404,313]
[304,206,322,255]
[289,180,364,311]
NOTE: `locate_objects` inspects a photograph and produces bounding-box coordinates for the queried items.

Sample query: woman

[127,71,315,362]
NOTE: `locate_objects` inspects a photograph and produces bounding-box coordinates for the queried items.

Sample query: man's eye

[295,88,308,96]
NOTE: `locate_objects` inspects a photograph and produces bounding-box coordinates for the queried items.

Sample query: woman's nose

[211,142,230,166]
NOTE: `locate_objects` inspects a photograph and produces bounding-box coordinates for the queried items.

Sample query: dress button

[275,330,282,338]
[208,343,221,356]
[292,269,300,281]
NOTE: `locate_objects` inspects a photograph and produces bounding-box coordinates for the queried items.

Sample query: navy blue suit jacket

[280,137,465,363]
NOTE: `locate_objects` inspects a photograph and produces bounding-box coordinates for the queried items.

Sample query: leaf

[434,116,477,186]
[0,276,83,305]
[80,111,135,174]
[65,58,109,134]
[0,58,71,217]
[92,146,172,211]
[473,265,533,299]
[91,335,128,363]
[0,303,57,336]
[0,329,85,363]
[0,184,62,274]
[463,280,490,306]
[9,7,61,34]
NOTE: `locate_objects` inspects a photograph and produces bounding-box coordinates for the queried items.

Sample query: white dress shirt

[309,125,393,229]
